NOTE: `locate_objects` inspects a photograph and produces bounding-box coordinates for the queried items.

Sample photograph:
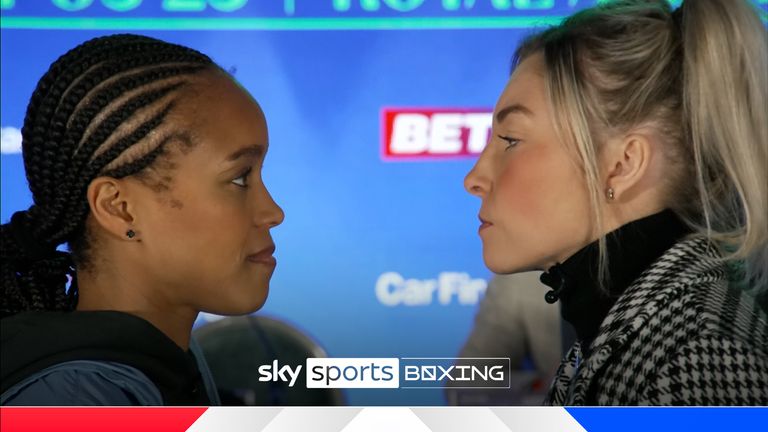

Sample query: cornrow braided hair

[1,34,216,318]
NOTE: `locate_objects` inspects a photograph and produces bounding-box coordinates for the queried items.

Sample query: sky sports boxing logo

[260,357,510,389]
[381,108,492,161]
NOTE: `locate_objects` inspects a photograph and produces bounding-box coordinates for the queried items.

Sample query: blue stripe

[566,407,768,432]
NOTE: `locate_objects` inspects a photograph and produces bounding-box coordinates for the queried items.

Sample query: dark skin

[76,69,284,350]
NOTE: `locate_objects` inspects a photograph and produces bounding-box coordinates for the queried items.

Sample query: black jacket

[1,310,212,405]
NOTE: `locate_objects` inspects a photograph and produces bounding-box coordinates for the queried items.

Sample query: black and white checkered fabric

[545,236,768,405]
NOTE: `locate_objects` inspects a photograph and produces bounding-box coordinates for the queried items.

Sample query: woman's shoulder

[1,310,207,405]
[633,235,766,346]
[1,360,163,406]
[593,236,766,384]
[680,274,767,355]
[655,236,767,342]
[592,240,768,404]
[1,310,171,390]
[631,279,768,404]
[650,235,726,282]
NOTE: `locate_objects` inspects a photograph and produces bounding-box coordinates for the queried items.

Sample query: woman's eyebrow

[495,103,534,124]
[225,144,266,162]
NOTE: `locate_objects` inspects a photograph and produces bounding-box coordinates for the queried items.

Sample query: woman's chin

[483,257,515,274]
[483,252,538,275]
[241,290,269,314]
[210,287,270,316]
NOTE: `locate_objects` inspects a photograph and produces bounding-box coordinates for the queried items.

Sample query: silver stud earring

[126,229,136,239]
[606,187,615,201]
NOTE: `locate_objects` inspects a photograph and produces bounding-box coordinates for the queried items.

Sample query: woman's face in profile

[125,70,284,315]
[464,53,594,273]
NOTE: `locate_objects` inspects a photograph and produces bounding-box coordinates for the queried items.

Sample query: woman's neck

[75,269,197,351]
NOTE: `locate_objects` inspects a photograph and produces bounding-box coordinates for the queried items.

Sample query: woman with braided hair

[464,0,767,404]
[1,34,284,405]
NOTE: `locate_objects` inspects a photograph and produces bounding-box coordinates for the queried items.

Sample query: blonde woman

[464,0,767,405]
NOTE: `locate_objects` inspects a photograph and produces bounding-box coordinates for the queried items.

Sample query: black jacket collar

[539,209,691,347]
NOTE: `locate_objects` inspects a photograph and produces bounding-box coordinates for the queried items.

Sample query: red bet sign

[382,108,492,160]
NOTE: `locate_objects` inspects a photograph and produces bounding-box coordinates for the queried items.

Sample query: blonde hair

[515,0,768,293]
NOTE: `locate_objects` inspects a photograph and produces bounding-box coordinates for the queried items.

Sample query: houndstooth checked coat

[545,236,768,405]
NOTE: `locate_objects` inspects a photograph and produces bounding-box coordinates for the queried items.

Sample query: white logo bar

[306,358,400,388]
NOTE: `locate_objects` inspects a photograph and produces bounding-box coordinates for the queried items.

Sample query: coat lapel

[544,341,582,405]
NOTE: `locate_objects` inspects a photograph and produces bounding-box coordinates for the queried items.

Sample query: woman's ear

[86,176,137,240]
[603,132,653,202]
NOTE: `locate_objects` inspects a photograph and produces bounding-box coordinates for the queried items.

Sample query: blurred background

[2,0,765,406]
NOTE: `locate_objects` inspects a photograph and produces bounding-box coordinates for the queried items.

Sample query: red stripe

[0,407,207,432]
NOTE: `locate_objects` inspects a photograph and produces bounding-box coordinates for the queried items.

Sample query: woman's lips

[247,245,276,266]
[478,216,493,233]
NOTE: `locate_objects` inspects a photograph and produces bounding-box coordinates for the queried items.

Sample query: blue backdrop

[2,0,765,405]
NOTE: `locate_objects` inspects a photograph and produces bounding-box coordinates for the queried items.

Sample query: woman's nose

[464,163,489,198]
[252,185,285,229]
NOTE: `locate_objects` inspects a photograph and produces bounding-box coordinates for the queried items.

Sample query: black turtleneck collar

[539,209,691,349]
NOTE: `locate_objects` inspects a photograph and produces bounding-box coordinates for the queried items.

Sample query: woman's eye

[498,135,520,151]
[232,168,252,188]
